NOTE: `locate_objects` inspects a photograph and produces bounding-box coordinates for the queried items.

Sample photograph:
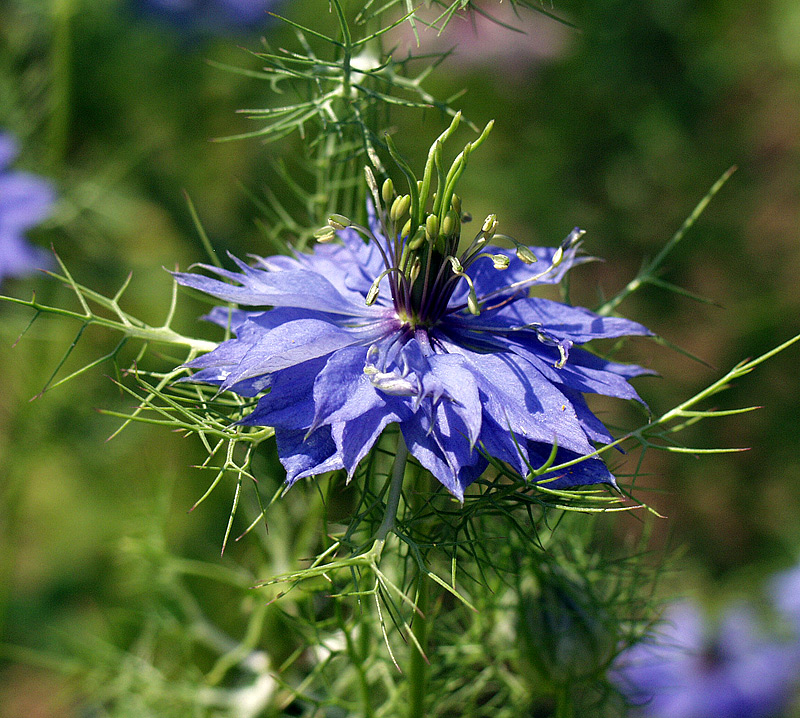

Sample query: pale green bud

[408,228,426,251]
[381,178,395,204]
[516,245,538,264]
[409,257,422,284]
[441,210,457,238]
[492,254,510,270]
[401,218,412,238]
[482,214,498,239]
[366,279,380,306]
[448,256,463,274]
[451,194,462,215]
[467,288,480,315]
[314,227,337,243]
[390,194,411,223]
[425,214,439,241]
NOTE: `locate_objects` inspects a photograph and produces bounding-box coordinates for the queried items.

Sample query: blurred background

[1,0,799,715]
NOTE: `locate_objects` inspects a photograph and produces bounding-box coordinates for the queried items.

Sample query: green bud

[314,226,337,243]
[381,178,395,204]
[448,256,464,274]
[482,214,498,238]
[409,257,422,284]
[516,245,538,264]
[467,288,480,315]
[425,214,439,240]
[441,210,457,238]
[451,194,462,215]
[366,279,380,306]
[390,194,411,223]
[401,218,412,238]
[492,254,510,270]
[408,228,426,251]
[328,214,351,230]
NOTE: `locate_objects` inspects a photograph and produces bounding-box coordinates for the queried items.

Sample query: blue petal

[457,239,592,305]
[427,353,483,447]
[443,345,596,456]
[238,358,325,429]
[0,173,57,232]
[311,346,388,429]
[469,296,653,343]
[215,318,365,391]
[278,426,344,484]
[401,414,488,501]
[529,444,617,489]
[174,263,375,317]
[505,341,649,404]
[0,133,19,169]
[331,408,406,479]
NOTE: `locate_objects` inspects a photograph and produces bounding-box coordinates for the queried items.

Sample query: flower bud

[491,254,510,270]
[328,214,351,230]
[381,178,395,204]
[451,194,462,215]
[401,218,412,238]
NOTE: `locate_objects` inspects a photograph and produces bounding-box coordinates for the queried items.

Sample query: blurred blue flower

[175,204,651,499]
[771,563,800,633]
[0,132,55,284]
[134,0,281,33]
[613,601,799,718]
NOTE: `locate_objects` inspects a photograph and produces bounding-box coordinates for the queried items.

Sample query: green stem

[375,433,408,542]
[554,683,574,718]
[337,603,375,718]
[408,570,430,718]
[49,0,75,172]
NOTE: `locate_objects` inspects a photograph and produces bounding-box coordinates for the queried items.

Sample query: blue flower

[0,133,55,284]
[174,189,652,500]
[612,601,799,718]
[134,0,282,33]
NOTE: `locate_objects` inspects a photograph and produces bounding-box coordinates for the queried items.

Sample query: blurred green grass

[1,0,799,714]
